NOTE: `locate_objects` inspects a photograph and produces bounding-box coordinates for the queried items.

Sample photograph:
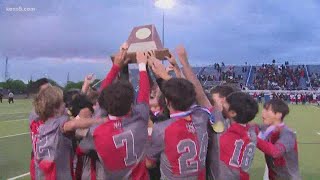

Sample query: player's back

[219,123,257,180]
[92,103,149,180]
[148,108,209,180]
[33,115,74,180]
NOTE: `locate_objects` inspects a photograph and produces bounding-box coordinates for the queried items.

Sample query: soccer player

[28,78,51,180]
[31,85,101,180]
[219,92,259,180]
[257,99,301,180]
[8,91,14,104]
[146,78,210,180]
[77,51,150,179]
[210,85,236,131]
[0,92,3,103]
[174,45,221,180]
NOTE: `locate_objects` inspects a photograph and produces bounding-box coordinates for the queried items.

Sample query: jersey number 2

[177,133,208,175]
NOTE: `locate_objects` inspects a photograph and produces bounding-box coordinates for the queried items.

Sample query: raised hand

[84,74,95,84]
[165,52,178,67]
[150,59,171,80]
[165,64,174,73]
[136,51,148,64]
[175,45,189,65]
[114,42,129,68]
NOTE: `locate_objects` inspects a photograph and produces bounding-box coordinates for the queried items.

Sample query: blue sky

[0,0,320,84]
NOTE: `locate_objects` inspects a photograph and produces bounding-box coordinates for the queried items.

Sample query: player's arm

[76,133,96,156]
[62,118,103,132]
[165,52,182,78]
[99,42,129,91]
[146,124,164,168]
[176,45,212,109]
[81,74,94,94]
[257,131,295,158]
[148,52,172,81]
[136,51,150,104]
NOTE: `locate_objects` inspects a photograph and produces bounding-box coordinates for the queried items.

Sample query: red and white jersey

[147,108,210,180]
[219,123,257,180]
[32,116,74,180]
[29,111,42,180]
[257,125,301,180]
[78,103,150,180]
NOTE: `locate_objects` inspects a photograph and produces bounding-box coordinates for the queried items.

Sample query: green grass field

[0,99,319,179]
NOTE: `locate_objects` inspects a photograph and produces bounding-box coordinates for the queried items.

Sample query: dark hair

[63,89,81,109]
[69,94,94,117]
[87,90,100,104]
[29,78,50,94]
[226,92,258,124]
[264,99,289,120]
[162,78,196,111]
[99,81,134,116]
[210,85,235,98]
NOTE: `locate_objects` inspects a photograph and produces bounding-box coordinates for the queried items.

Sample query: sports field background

[0,99,319,179]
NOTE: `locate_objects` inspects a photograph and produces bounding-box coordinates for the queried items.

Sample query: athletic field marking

[0,133,29,139]
[7,172,30,180]
[0,119,27,123]
[0,112,28,115]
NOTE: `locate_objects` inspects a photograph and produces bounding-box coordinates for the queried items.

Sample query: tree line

[0,78,101,94]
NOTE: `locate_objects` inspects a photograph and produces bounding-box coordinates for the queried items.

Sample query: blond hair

[33,86,64,120]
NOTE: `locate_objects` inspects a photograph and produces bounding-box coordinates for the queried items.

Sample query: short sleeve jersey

[265,126,301,180]
[78,103,150,180]
[147,108,209,180]
[219,123,257,180]
[32,115,74,180]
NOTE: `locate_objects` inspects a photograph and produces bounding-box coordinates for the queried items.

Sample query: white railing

[304,65,312,88]
[246,65,253,87]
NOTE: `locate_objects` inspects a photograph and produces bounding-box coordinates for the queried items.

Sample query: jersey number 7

[113,130,138,166]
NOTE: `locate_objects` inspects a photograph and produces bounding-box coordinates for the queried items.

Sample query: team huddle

[28,43,301,180]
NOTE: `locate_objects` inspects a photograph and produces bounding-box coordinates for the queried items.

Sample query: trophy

[111,24,169,63]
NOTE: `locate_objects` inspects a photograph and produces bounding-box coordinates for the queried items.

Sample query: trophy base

[111,48,170,64]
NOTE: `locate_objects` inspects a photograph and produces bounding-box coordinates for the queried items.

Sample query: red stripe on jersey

[39,160,57,180]
[93,120,127,170]
[70,155,75,180]
[164,118,200,176]
[30,154,35,180]
[30,119,44,180]
[131,159,149,180]
[75,155,83,180]
[90,158,96,180]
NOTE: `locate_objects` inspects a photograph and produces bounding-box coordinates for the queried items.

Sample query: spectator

[0,92,2,103]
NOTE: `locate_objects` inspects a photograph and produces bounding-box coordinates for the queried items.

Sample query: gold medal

[212,121,224,133]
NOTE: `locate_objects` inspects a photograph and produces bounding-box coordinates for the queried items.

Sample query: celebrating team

[28,43,301,180]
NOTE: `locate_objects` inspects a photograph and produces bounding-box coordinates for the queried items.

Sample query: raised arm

[176,45,212,109]
[81,74,95,94]
[165,52,182,78]
[99,43,129,91]
[136,51,150,104]
[63,118,103,132]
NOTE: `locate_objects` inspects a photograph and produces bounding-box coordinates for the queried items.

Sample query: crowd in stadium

[252,64,306,90]
[26,43,307,180]
[310,72,320,87]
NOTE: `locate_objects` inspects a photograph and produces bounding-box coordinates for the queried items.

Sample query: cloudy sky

[0,0,320,84]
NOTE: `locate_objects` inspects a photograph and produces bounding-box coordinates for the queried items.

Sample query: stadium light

[154,0,175,50]
[154,0,175,9]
